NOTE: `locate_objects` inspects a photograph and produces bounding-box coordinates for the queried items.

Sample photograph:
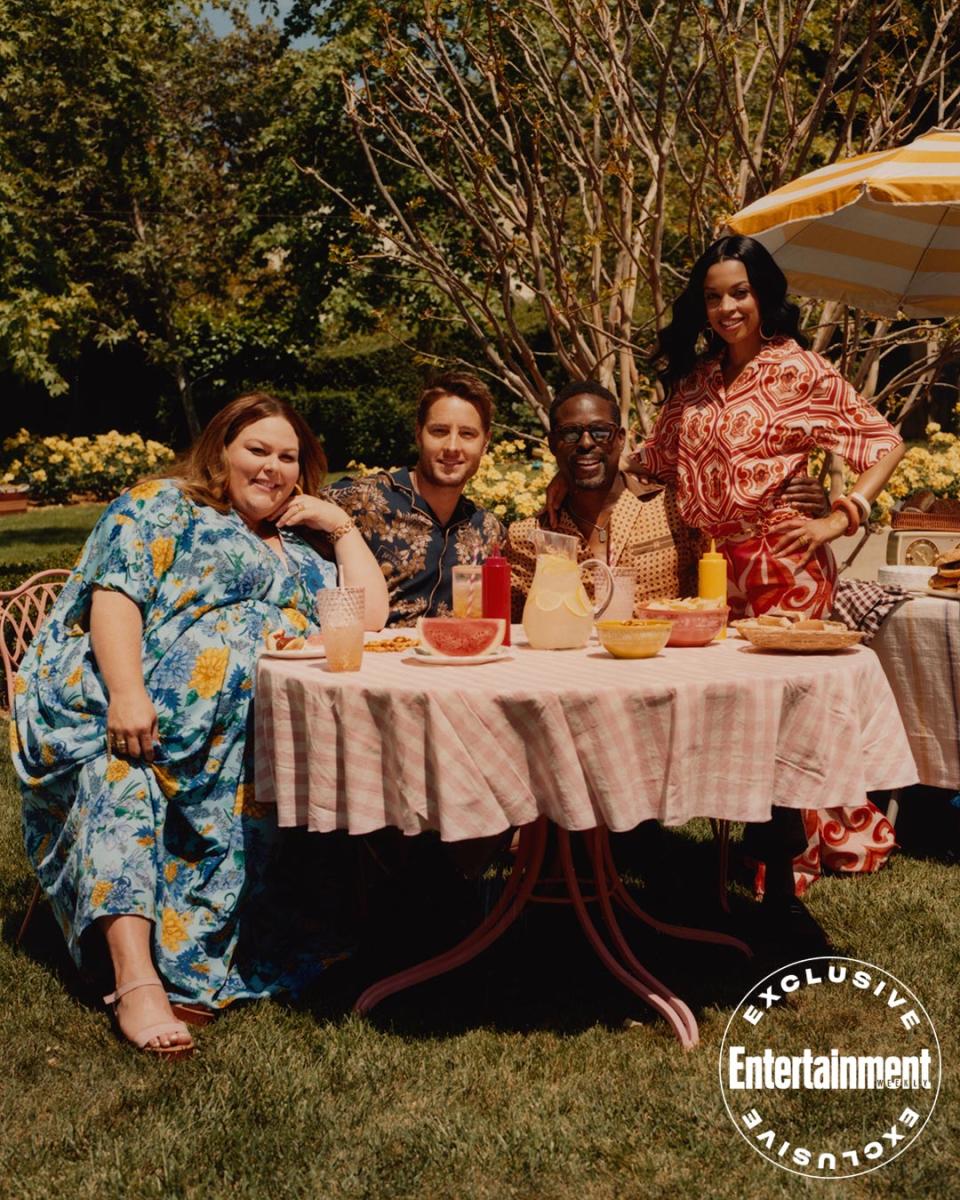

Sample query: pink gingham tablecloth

[254,631,918,840]
[870,595,960,789]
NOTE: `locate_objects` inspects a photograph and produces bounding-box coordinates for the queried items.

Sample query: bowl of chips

[634,597,729,646]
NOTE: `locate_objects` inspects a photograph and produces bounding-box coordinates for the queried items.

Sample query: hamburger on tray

[929,544,960,591]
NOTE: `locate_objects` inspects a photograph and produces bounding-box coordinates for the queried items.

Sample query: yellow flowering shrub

[347,437,555,525]
[466,439,556,523]
[814,422,960,524]
[1,429,175,503]
[869,424,960,524]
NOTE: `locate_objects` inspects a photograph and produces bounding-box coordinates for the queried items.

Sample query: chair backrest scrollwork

[0,569,71,715]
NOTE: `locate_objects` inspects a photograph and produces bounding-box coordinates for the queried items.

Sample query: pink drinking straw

[468,551,481,615]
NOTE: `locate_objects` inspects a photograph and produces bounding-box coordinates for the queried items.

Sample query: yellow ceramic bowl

[595,619,672,659]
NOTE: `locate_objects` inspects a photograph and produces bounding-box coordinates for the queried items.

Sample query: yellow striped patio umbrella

[726,127,960,317]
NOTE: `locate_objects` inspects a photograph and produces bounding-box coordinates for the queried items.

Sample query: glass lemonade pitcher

[522,530,615,649]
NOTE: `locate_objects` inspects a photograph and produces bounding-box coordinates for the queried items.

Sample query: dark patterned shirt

[327,468,505,627]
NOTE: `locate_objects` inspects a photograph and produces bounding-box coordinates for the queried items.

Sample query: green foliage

[0,286,96,397]
[0,553,79,594]
[292,387,416,470]
[0,0,182,391]
[283,335,424,468]
[2,0,958,439]
[0,0,373,435]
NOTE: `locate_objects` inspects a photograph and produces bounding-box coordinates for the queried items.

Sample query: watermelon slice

[416,617,505,657]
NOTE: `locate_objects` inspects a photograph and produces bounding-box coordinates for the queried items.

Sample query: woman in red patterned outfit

[637,236,906,935]
[638,235,905,619]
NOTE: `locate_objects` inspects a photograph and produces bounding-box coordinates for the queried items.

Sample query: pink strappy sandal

[103,978,195,1058]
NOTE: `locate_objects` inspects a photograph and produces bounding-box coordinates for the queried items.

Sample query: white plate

[926,586,960,601]
[877,565,937,590]
[259,646,326,660]
[403,648,512,666]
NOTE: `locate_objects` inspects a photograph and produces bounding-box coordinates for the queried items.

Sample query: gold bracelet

[328,518,356,544]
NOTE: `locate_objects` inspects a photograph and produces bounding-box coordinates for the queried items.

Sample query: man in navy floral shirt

[328,372,505,627]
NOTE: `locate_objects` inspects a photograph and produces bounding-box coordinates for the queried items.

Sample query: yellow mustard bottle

[698,537,728,639]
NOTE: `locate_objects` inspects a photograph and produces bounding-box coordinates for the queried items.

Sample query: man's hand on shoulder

[622,474,665,501]
[779,474,829,518]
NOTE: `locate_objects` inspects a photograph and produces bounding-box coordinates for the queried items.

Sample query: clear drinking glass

[315,587,365,671]
[602,567,637,621]
[451,564,484,617]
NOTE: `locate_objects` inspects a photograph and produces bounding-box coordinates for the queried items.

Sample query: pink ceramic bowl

[633,605,729,647]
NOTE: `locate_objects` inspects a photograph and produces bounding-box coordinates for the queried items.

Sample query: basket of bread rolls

[732,612,864,652]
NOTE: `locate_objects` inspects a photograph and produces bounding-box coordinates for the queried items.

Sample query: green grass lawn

[0,503,104,590]
[0,502,106,554]
[2,506,958,1199]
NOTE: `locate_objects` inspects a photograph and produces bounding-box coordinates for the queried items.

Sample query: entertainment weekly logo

[719,957,941,1180]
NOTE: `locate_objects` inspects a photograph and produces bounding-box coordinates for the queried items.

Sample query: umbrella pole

[837,525,874,576]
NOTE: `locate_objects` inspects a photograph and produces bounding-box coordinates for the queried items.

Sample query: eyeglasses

[554,422,620,446]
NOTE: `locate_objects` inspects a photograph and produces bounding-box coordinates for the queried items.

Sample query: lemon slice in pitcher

[534,590,565,612]
[563,583,592,617]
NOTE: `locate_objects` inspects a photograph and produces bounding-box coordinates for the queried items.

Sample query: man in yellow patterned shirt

[506,381,697,620]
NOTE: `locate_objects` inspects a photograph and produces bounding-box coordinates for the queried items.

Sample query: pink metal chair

[0,568,70,714]
[1,568,70,943]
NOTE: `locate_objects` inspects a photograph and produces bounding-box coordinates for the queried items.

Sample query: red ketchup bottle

[482,545,512,646]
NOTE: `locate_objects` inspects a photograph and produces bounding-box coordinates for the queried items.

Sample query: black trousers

[742,806,808,860]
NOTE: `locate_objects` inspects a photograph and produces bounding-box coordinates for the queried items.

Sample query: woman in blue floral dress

[12,393,388,1056]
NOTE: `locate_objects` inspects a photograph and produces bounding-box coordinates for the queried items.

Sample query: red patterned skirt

[721,530,836,621]
[719,531,897,891]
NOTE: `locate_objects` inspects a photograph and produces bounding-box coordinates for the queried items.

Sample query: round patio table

[870,594,960,790]
[255,628,917,1047]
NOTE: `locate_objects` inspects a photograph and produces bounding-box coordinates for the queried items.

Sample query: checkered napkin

[831,578,910,643]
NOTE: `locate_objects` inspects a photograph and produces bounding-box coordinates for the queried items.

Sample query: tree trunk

[175,362,201,441]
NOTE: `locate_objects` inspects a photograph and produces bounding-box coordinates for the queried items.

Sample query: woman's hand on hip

[771,512,848,567]
[107,688,159,762]
[274,495,352,534]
